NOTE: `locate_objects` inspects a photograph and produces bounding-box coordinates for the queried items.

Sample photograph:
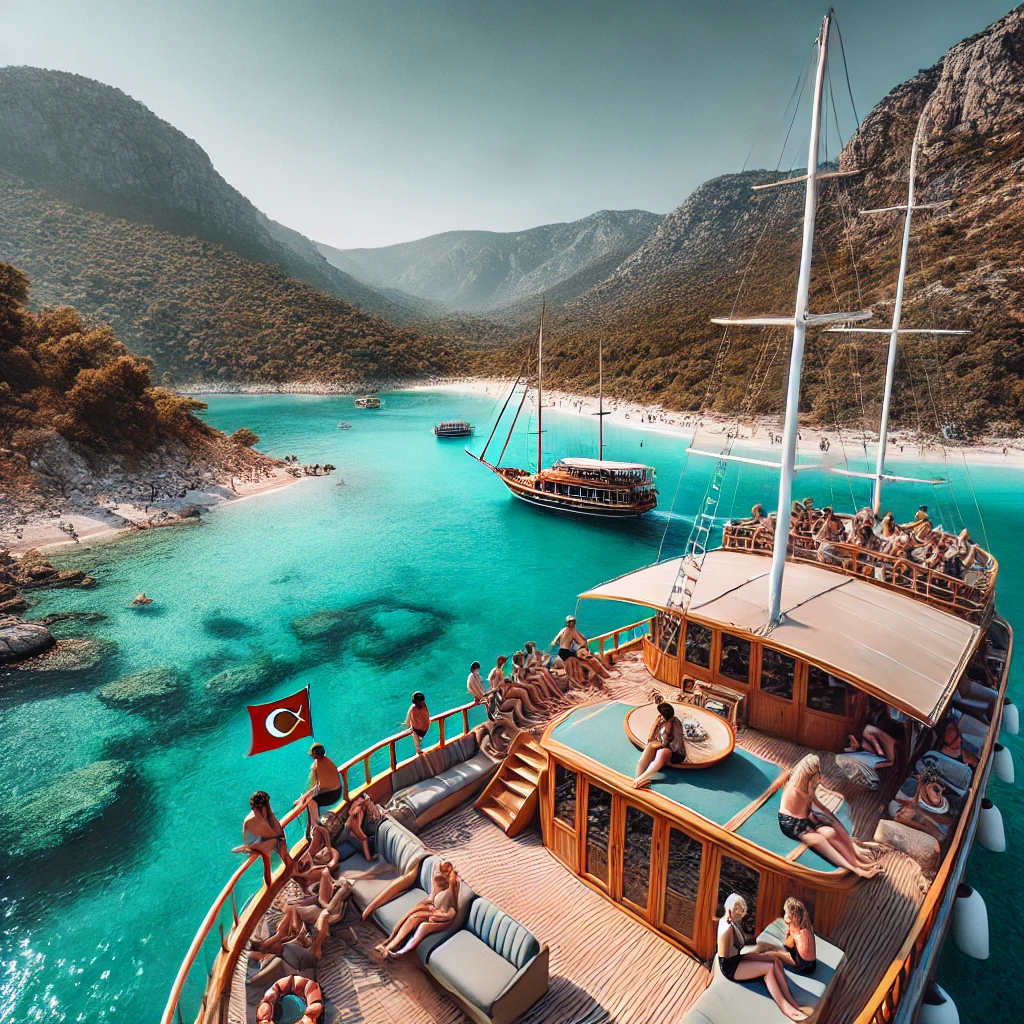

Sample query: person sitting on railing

[375,861,459,961]
[404,692,431,754]
[777,755,883,878]
[812,507,845,566]
[296,743,343,838]
[235,791,293,887]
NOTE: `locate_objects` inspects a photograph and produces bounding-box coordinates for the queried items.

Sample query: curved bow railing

[160,698,486,1024]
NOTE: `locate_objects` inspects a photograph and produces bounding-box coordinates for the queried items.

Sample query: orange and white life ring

[256,974,323,1024]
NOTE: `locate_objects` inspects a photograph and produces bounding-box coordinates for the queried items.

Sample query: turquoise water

[1,391,1019,1023]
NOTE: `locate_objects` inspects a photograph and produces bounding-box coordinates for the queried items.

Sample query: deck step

[475,732,548,837]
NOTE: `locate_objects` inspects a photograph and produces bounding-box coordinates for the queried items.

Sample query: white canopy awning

[580,549,980,725]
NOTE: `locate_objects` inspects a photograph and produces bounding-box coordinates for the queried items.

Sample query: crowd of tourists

[736,499,988,583]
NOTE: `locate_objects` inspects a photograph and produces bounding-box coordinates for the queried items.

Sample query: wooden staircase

[475,732,548,837]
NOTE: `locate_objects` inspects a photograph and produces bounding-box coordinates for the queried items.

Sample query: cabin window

[684,621,712,669]
[585,783,613,883]
[554,764,577,827]
[622,806,655,908]
[759,647,796,701]
[716,856,759,935]
[656,613,680,656]
[806,666,856,716]
[719,633,751,683]
[663,827,703,938]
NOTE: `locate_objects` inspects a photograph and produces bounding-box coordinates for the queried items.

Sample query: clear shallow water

[0,391,1019,1023]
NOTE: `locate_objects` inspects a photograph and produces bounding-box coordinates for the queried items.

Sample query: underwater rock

[291,598,450,665]
[0,759,136,861]
[33,610,108,631]
[131,593,153,606]
[203,615,255,639]
[0,598,29,614]
[98,667,185,715]
[0,615,55,663]
[204,654,294,702]
[10,637,115,672]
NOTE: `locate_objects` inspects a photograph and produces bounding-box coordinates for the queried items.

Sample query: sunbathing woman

[512,651,561,704]
[633,703,687,788]
[717,894,809,1021]
[344,792,384,860]
[766,898,817,976]
[252,869,355,961]
[376,861,459,960]
[293,822,340,883]
[778,755,881,878]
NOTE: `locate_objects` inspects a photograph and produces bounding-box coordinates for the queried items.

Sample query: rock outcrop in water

[0,614,54,663]
[98,667,185,715]
[204,654,296,703]
[0,758,136,861]
[10,636,115,672]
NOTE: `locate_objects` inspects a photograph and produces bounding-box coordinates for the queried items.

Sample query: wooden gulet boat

[355,395,381,409]
[468,305,657,518]
[434,419,474,438]
[164,13,1016,1024]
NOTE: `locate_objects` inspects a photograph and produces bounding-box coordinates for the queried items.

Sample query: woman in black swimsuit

[717,894,809,1021]
[769,898,817,976]
[778,755,882,878]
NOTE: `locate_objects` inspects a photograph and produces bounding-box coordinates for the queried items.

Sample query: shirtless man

[235,791,292,886]
[551,616,588,685]
[296,743,343,836]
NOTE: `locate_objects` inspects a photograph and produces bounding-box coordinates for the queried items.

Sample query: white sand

[407,378,1024,470]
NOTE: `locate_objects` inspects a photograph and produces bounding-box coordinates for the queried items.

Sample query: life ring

[256,975,323,1024]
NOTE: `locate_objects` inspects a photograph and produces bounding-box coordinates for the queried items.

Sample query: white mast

[598,337,604,461]
[766,11,832,625]
[537,302,545,473]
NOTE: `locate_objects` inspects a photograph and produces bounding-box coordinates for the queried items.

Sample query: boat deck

[232,653,928,1023]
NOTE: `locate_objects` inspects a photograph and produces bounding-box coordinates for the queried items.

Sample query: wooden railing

[853,619,1013,1024]
[588,617,653,658]
[160,698,482,1024]
[722,521,997,623]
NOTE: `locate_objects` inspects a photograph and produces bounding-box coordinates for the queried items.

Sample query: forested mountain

[320,209,662,313]
[472,5,1024,434]
[0,67,400,318]
[0,174,459,384]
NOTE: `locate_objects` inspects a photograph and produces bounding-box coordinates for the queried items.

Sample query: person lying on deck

[936,717,979,767]
[293,822,340,883]
[845,701,900,767]
[235,791,293,887]
[717,894,811,1022]
[512,651,561,704]
[777,755,882,878]
[485,655,541,725]
[633,703,687,788]
[523,642,568,694]
[375,861,460,960]
[251,870,355,961]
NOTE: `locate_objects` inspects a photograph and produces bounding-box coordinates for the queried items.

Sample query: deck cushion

[427,929,518,1013]
[373,885,430,934]
[391,752,497,819]
[375,818,427,874]
[466,898,540,969]
[754,918,844,1004]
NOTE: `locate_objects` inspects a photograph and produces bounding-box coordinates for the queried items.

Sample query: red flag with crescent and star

[247,686,314,756]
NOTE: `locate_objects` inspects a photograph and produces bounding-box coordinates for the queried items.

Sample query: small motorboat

[337,421,353,429]
[434,419,474,438]
[355,396,381,409]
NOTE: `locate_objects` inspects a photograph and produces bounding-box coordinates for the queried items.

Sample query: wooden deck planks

[230,652,929,1023]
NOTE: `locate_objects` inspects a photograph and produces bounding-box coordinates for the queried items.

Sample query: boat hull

[503,478,655,518]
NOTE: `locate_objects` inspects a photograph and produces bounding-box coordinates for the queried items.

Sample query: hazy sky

[2,0,1013,248]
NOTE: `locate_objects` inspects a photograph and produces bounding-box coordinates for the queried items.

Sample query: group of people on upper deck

[738,498,988,582]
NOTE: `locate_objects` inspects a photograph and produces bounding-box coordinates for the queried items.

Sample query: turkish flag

[247,686,314,756]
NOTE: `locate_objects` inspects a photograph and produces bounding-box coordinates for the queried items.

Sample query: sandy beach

[407,378,1024,470]
[0,466,304,557]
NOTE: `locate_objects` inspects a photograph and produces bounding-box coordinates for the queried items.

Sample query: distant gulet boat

[469,307,657,518]
[355,395,381,409]
[434,419,474,438]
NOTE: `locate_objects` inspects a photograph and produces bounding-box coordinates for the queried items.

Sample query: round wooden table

[624,702,736,770]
